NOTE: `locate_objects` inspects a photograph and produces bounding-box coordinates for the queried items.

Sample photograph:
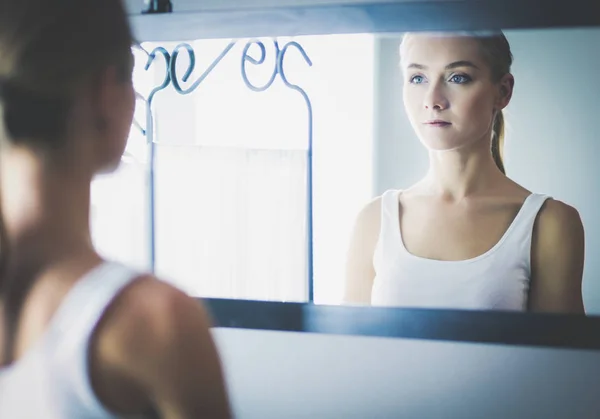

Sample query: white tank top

[0,261,147,419]
[371,189,550,311]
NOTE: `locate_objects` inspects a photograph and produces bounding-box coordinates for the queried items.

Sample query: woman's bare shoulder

[352,193,387,239]
[90,274,229,415]
[358,194,383,218]
[98,275,212,347]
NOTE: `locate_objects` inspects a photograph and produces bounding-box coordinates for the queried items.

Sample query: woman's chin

[419,137,464,152]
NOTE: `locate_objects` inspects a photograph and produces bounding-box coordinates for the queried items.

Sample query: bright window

[90,34,374,305]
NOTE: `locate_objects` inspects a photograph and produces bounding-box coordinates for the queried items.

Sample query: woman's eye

[410,75,425,84]
[449,74,471,84]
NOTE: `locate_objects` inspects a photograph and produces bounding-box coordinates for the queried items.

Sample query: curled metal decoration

[145,46,172,105]
[139,45,172,271]
[241,39,280,92]
[277,41,315,302]
[132,92,148,137]
[139,38,315,301]
[169,41,237,95]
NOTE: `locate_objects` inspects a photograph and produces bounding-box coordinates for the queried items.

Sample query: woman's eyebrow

[406,60,480,70]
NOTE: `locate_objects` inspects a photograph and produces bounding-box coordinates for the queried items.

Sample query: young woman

[344,31,585,314]
[0,1,232,417]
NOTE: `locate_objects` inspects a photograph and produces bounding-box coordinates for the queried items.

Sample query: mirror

[89,25,600,316]
[344,27,600,316]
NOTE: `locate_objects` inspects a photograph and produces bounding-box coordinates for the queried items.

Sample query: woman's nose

[424,83,449,111]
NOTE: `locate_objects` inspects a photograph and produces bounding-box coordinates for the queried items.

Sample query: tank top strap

[374,189,402,269]
[48,261,141,340]
[503,193,552,270]
[43,261,142,417]
[508,193,552,238]
[380,189,401,227]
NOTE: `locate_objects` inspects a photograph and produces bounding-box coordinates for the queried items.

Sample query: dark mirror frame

[127,0,600,350]
[128,0,600,41]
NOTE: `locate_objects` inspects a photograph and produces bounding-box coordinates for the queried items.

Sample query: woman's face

[401,34,511,153]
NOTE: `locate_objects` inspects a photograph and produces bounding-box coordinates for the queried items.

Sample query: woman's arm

[343,197,381,305]
[529,199,585,314]
[90,277,232,419]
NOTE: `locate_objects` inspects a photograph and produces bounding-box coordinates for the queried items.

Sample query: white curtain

[154,145,307,301]
[90,130,149,272]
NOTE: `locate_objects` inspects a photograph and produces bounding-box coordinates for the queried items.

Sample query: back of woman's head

[0,0,134,363]
[0,0,134,148]
[400,31,514,174]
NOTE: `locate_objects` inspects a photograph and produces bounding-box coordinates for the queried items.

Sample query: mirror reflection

[91,27,600,316]
[345,29,593,315]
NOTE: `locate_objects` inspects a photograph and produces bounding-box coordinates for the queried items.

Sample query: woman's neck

[0,147,95,263]
[423,141,505,200]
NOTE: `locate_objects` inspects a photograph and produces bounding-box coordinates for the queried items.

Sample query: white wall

[213,327,600,419]
[372,27,600,314]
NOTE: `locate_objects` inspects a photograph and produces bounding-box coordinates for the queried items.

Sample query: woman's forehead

[401,33,485,68]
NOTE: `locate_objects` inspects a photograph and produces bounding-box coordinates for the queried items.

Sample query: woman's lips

[424,120,451,127]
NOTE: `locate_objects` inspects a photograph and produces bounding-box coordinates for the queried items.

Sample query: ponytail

[492,111,506,175]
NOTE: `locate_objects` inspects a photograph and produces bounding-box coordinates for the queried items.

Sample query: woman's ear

[85,65,134,172]
[496,73,514,110]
